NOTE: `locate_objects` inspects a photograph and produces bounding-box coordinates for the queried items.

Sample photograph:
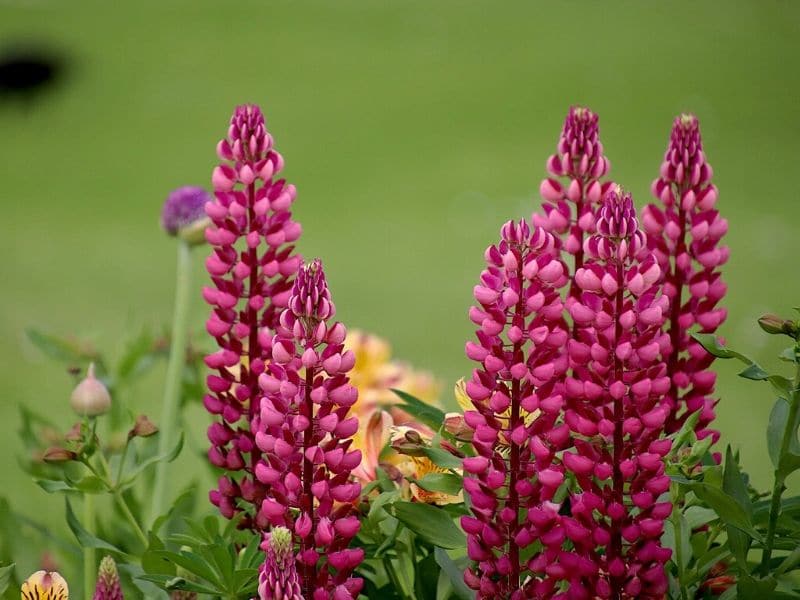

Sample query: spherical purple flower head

[93,556,123,600]
[253,260,364,599]
[258,527,304,600]
[535,106,613,303]
[641,114,727,445]
[161,186,213,241]
[553,187,672,599]
[462,219,571,598]
[204,104,302,530]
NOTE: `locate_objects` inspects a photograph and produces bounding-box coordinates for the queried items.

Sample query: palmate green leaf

[723,446,753,570]
[391,389,447,431]
[687,482,762,542]
[147,549,223,589]
[390,501,466,549]
[0,563,15,596]
[136,574,220,595]
[434,548,475,600]
[414,473,463,496]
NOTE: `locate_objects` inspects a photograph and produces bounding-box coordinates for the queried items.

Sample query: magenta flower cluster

[253,259,364,599]
[204,105,303,528]
[462,108,726,598]
[257,527,304,600]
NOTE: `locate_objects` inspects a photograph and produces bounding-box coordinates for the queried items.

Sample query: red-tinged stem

[507,268,525,592]
[247,181,260,421]
[301,361,316,598]
[610,261,625,600]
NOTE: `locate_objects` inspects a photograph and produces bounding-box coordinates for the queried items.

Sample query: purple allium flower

[257,527,304,600]
[204,105,303,529]
[461,220,570,598]
[534,106,613,301]
[161,186,213,243]
[93,556,123,600]
[554,187,672,599]
[641,114,728,442]
[252,260,364,599]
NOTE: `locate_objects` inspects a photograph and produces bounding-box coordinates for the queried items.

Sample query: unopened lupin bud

[258,527,303,600]
[70,363,111,417]
[93,556,123,600]
[161,186,213,245]
[758,314,799,338]
[128,415,159,439]
[43,447,77,462]
[21,570,69,600]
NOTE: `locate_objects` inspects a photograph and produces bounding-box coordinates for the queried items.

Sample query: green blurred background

[1,0,799,564]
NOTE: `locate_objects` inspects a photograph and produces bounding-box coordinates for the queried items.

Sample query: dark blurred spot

[0,47,65,101]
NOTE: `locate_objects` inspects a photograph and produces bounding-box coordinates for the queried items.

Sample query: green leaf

[414,473,463,496]
[434,549,474,600]
[391,389,447,431]
[723,446,753,570]
[26,328,96,363]
[136,574,220,595]
[739,363,770,380]
[767,397,800,477]
[422,447,462,470]
[414,552,439,600]
[737,574,777,597]
[390,501,466,549]
[688,482,762,541]
[65,498,128,555]
[0,563,15,596]
[120,433,184,486]
[692,333,739,359]
[148,549,223,588]
[36,479,79,493]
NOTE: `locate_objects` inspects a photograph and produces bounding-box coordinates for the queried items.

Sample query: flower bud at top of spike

[161,186,213,245]
[21,570,69,600]
[288,259,335,322]
[128,415,159,439]
[93,556,123,600]
[258,526,303,600]
[558,105,601,159]
[758,314,800,338]
[70,363,111,417]
[596,186,639,240]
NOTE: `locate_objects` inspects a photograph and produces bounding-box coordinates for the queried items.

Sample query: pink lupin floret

[556,187,672,599]
[641,114,728,441]
[204,104,303,528]
[535,106,613,299]
[462,219,570,598]
[253,259,364,599]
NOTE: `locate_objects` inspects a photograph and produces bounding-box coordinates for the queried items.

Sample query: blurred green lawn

[2,0,799,558]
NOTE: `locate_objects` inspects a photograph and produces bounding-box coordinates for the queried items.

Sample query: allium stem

[151,238,193,522]
[84,492,95,598]
[762,362,800,575]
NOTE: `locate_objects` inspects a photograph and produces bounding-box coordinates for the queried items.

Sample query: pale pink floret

[253,260,363,599]
[641,114,727,443]
[204,105,303,529]
[462,219,570,599]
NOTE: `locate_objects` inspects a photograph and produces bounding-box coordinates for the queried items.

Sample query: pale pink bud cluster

[204,104,303,528]
[535,106,613,297]
[257,527,304,600]
[93,556,123,600]
[553,188,672,599]
[462,219,570,598]
[641,114,728,440]
[253,260,364,599]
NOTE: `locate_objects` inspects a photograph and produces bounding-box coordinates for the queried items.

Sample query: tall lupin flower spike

[253,259,364,599]
[21,570,69,600]
[535,106,612,299]
[92,556,123,600]
[641,114,728,441]
[257,527,304,600]
[461,220,570,598]
[204,105,303,527]
[550,188,672,599]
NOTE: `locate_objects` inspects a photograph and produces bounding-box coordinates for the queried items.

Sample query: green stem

[115,437,131,485]
[382,556,412,600]
[83,493,95,597]
[96,452,149,547]
[151,239,193,523]
[672,508,689,600]
[761,362,800,575]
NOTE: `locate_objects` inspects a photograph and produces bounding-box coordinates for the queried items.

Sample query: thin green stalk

[96,451,149,547]
[761,361,800,575]
[84,493,95,597]
[672,509,689,600]
[151,239,193,523]
[115,437,131,485]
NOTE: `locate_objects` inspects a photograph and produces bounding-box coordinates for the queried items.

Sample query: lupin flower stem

[151,238,193,521]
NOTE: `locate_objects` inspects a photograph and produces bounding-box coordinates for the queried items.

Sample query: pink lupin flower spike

[555,187,672,599]
[253,260,364,599]
[641,114,728,442]
[535,106,613,300]
[462,219,570,598]
[256,527,304,600]
[204,105,303,528]
[93,556,123,600]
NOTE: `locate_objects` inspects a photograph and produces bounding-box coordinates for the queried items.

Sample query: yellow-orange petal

[21,570,69,600]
